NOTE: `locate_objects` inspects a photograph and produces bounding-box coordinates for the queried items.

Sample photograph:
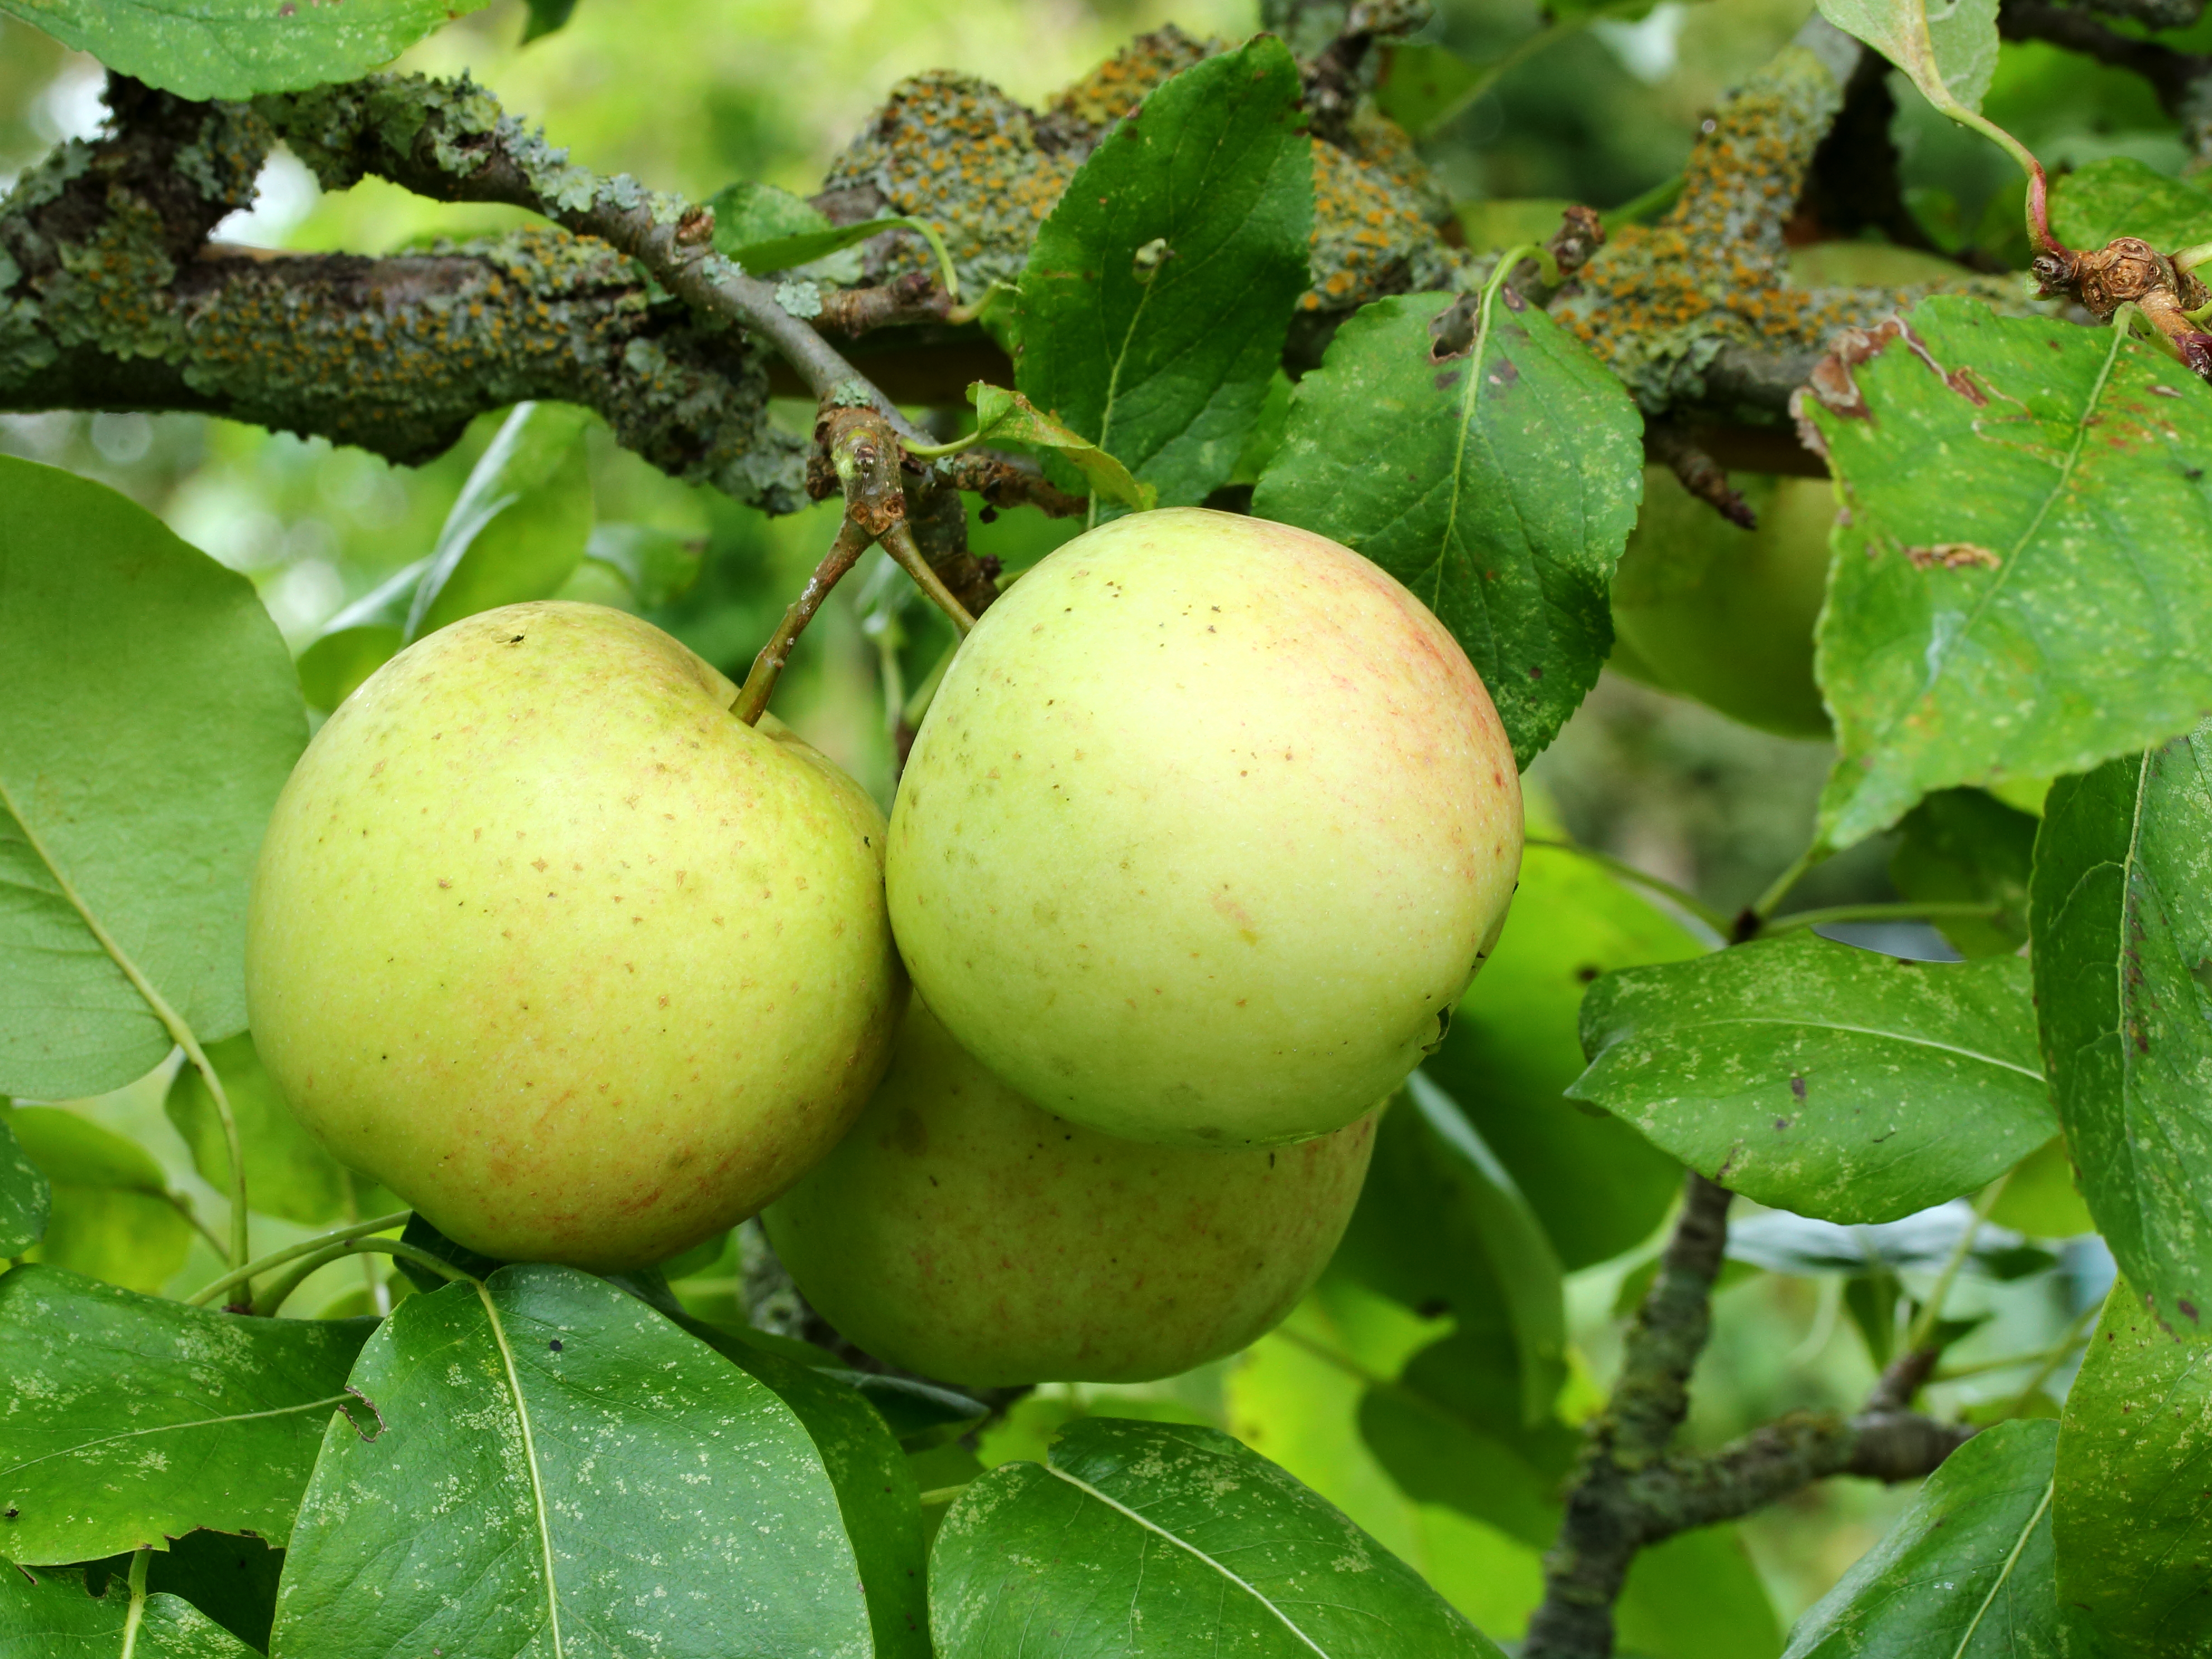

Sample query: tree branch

[1999,0,2212,159]
[1524,1173,1972,1659]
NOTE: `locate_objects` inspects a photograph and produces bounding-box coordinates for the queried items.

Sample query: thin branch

[1999,0,2212,148]
[734,517,876,725]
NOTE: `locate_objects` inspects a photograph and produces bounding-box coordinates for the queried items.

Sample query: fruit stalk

[734,517,877,725]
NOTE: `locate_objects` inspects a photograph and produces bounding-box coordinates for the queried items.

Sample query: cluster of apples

[246,508,1523,1385]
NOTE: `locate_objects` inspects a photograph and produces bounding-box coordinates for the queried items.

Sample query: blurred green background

[1,0,2154,1644]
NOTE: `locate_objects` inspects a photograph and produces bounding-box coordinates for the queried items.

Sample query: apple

[764,999,1379,1385]
[245,601,904,1270]
[886,508,1522,1148]
[1607,466,1836,739]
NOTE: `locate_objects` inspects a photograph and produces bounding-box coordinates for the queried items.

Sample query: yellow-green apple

[765,999,1378,1385]
[886,507,1522,1147]
[246,601,903,1270]
[1608,466,1836,738]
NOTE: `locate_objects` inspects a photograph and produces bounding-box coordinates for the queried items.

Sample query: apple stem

[249,1236,481,1317]
[735,517,879,726]
[880,520,978,637]
[186,1209,413,1310]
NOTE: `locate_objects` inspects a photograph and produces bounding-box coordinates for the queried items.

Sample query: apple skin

[886,507,1522,1147]
[1608,466,1836,739]
[764,999,1379,1386]
[245,601,905,1270]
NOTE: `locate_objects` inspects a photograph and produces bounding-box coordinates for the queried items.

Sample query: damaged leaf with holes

[1803,298,2212,847]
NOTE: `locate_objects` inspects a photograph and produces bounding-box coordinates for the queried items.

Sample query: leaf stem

[120,1548,151,1659]
[733,517,877,725]
[1758,900,2000,936]
[187,1209,412,1308]
[180,1042,253,1273]
[1419,20,1589,138]
[252,1236,477,1316]
[880,521,977,635]
[1903,1174,2010,1357]
[917,1483,972,1505]
[1524,837,1730,937]
[1750,843,1827,924]
[1933,1313,2094,1382]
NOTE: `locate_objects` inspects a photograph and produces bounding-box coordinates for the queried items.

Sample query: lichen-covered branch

[0,79,812,509]
[1523,1174,1971,1659]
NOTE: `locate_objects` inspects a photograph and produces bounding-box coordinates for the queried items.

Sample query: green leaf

[2056,1274,2212,1655]
[0,456,306,1101]
[163,1033,351,1229]
[1805,298,2212,847]
[519,0,578,44]
[406,401,595,641]
[1426,835,1706,1270]
[1571,931,2053,1224]
[706,180,874,281]
[0,1564,259,1659]
[1813,0,1999,117]
[1988,1136,2094,1238]
[0,1264,375,1563]
[292,558,428,714]
[1890,787,2038,958]
[1357,1327,1582,1548]
[271,1264,870,1659]
[0,1111,49,1257]
[1017,35,1313,515]
[0,0,491,101]
[962,383,1155,511]
[660,1310,930,1659]
[1374,42,1484,138]
[827,1372,989,1450]
[930,1417,1507,1657]
[2031,726,2212,1329]
[6,1105,192,1293]
[85,1531,286,1656]
[2051,156,2212,254]
[1782,1419,2064,1657]
[581,522,703,610]
[1252,289,1643,768]
[1332,1077,1566,1428]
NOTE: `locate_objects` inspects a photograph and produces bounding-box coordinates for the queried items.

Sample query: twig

[735,518,876,725]
[1903,1174,2009,1356]
[1525,1173,1973,1657]
[1525,1172,1733,1659]
[881,521,977,635]
[1643,419,1755,529]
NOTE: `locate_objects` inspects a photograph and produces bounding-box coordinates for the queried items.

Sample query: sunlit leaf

[963,383,1155,511]
[1018,35,1312,515]
[1253,288,1642,767]
[0,457,305,1101]
[0,0,491,100]
[6,1104,193,1293]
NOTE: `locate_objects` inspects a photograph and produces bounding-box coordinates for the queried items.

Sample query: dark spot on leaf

[2182,1300,2201,1323]
[1791,1075,1807,1100]
[1434,370,1462,392]
[1774,1117,1792,1131]
[4,1508,16,1520]
[550,1339,564,1351]
[1527,664,1543,680]
[1576,964,1601,984]
[508,635,525,644]
[1488,359,1520,389]
[1501,287,1526,312]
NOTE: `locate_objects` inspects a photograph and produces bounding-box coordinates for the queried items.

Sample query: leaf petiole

[252,1236,479,1317]
[188,1209,412,1308]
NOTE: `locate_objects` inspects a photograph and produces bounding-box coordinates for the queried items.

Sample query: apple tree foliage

[1,0,2209,1654]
